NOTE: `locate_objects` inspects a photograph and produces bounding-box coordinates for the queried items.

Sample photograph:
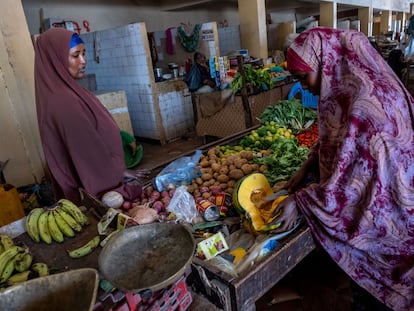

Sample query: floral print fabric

[289,27,414,310]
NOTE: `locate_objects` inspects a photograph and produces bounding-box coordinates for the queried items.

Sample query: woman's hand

[123,168,151,183]
[269,195,298,233]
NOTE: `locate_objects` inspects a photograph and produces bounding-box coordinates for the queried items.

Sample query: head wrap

[286,48,313,72]
[70,33,84,49]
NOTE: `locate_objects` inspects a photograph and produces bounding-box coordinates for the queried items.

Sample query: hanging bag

[184,64,203,92]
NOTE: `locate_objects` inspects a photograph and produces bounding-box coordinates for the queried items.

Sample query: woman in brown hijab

[34,28,147,205]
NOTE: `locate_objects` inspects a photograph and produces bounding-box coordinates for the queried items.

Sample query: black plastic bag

[184,64,203,92]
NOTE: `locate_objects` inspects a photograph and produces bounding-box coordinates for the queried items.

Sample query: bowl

[0,268,99,311]
[98,222,195,294]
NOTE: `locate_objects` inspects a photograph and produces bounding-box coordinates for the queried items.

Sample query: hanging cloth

[177,24,202,52]
[165,27,175,55]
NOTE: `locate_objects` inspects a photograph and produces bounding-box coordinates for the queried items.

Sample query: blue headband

[70,33,84,49]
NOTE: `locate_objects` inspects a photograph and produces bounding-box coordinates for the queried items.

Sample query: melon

[233,173,287,235]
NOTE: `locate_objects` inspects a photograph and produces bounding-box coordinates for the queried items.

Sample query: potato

[199,160,210,168]
[202,173,213,181]
[195,177,204,185]
[217,174,229,183]
[229,169,244,180]
[240,150,254,160]
[219,166,229,175]
[241,163,253,175]
[211,162,221,172]
[259,165,268,173]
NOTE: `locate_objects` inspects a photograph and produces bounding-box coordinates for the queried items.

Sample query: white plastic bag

[166,185,199,223]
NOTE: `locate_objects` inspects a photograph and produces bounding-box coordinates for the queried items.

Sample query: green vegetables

[254,138,309,184]
[231,65,274,94]
[260,99,317,134]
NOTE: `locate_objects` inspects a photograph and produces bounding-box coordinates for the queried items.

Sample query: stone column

[358,6,373,36]
[238,0,268,61]
[319,1,337,28]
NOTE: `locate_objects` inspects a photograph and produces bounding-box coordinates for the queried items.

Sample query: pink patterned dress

[288,27,414,310]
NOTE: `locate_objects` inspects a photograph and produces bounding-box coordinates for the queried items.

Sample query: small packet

[196,231,229,260]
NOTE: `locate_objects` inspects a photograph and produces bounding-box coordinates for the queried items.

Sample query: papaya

[233,173,287,235]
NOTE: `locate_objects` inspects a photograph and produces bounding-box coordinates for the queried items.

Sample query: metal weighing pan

[98,222,195,294]
[0,268,99,311]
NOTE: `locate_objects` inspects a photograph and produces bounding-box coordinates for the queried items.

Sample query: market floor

[133,134,389,311]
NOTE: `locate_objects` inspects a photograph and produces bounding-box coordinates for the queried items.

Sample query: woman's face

[291,70,321,95]
[68,44,86,79]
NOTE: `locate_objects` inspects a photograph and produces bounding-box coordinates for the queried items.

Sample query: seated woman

[184,51,216,93]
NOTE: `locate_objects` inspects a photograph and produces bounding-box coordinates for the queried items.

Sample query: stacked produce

[25,199,89,244]
[0,234,49,288]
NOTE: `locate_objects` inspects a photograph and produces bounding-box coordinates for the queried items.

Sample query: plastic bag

[155,150,202,192]
[166,185,199,223]
[184,64,203,92]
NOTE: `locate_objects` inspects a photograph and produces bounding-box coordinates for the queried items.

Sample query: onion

[122,201,132,210]
[101,191,124,209]
[161,190,170,198]
[152,201,164,213]
[168,188,176,198]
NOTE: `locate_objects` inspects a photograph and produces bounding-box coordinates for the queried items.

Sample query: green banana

[38,210,52,244]
[0,256,16,283]
[0,235,14,250]
[59,199,90,226]
[25,207,44,243]
[67,235,100,259]
[0,244,5,256]
[56,207,82,232]
[14,252,33,273]
[31,262,49,277]
[0,246,23,277]
[7,270,33,286]
[53,209,75,237]
[47,210,64,243]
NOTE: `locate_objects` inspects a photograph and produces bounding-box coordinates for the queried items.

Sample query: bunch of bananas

[0,234,49,288]
[25,199,90,244]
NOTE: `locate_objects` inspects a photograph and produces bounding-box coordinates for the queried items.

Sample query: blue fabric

[70,33,84,49]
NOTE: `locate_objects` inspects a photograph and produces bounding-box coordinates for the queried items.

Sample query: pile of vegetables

[260,98,317,134]
[230,65,274,94]
[254,138,309,184]
[296,123,318,148]
[239,122,296,151]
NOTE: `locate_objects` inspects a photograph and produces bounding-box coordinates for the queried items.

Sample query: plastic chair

[287,82,318,108]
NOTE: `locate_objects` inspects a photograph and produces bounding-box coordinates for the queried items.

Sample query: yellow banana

[25,207,44,243]
[37,210,52,244]
[7,270,33,286]
[67,235,100,259]
[31,262,49,277]
[0,246,23,277]
[47,210,64,243]
[59,199,90,226]
[14,252,33,273]
[53,209,75,237]
[55,207,82,232]
[0,256,16,283]
[0,235,14,250]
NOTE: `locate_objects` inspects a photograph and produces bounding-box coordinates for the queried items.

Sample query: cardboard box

[95,90,134,135]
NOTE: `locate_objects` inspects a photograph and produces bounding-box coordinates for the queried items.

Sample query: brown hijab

[35,28,138,204]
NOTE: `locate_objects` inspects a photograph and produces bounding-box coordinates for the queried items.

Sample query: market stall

[0,97,319,311]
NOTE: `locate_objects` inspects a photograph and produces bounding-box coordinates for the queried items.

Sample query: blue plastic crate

[287,82,318,108]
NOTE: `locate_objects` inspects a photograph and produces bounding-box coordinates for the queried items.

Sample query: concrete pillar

[238,0,268,61]
[396,12,406,33]
[358,7,373,36]
[380,10,392,34]
[319,1,337,28]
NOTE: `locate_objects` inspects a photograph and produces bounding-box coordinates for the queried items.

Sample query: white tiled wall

[158,89,194,141]
[81,23,158,139]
